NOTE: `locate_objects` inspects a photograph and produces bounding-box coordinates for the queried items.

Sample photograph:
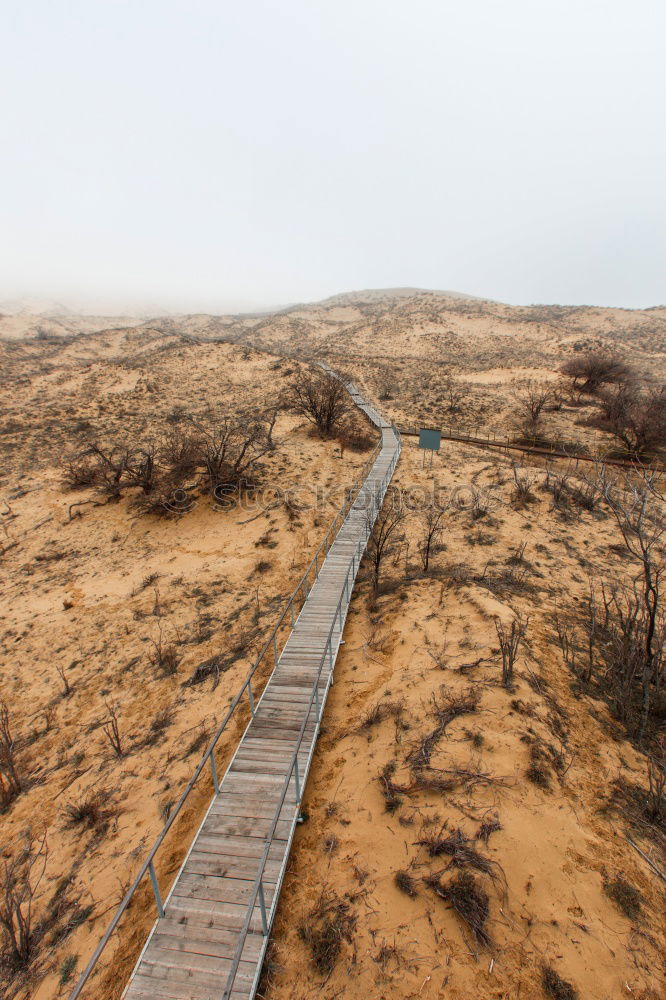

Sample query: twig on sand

[626,835,666,882]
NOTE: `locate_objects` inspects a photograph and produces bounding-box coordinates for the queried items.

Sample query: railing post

[315,679,320,719]
[148,861,165,918]
[290,601,295,626]
[210,753,220,793]
[248,679,256,717]
[257,880,269,936]
[294,755,301,801]
[273,634,278,663]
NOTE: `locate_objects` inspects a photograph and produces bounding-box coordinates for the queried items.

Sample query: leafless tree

[185,413,272,496]
[597,383,666,458]
[511,380,557,440]
[646,754,665,820]
[442,373,468,413]
[418,506,447,571]
[366,487,406,593]
[0,829,48,967]
[598,471,666,738]
[561,352,635,394]
[286,370,349,437]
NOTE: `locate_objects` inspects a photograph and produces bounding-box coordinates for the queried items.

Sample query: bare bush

[510,462,537,506]
[101,703,124,758]
[495,615,528,687]
[511,380,557,441]
[366,487,406,593]
[148,624,181,677]
[286,369,348,437]
[63,409,273,513]
[189,413,272,497]
[561,352,634,394]
[0,700,22,807]
[597,383,666,458]
[442,373,468,413]
[418,506,447,571]
[600,472,666,738]
[0,830,48,968]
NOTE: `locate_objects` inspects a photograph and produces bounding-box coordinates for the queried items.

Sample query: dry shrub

[378,760,409,813]
[287,369,349,438]
[603,876,642,921]
[477,815,502,843]
[0,830,48,969]
[407,687,480,771]
[336,422,375,453]
[297,890,357,975]
[426,870,490,947]
[358,699,404,733]
[542,965,578,1000]
[0,700,22,808]
[495,614,528,688]
[63,795,106,831]
[415,827,495,876]
[394,869,418,897]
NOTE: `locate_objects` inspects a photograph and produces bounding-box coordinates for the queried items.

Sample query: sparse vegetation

[286,369,349,437]
[297,890,357,975]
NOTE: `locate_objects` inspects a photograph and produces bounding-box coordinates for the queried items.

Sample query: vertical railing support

[210,753,220,794]
[258,881,269,936]
[248,679,255,717]
[294,756,301,801]
[148,861,164,918]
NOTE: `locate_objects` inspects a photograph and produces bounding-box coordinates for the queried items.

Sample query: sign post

[418,427,441,469]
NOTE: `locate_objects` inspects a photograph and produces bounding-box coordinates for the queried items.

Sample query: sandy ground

[1,290,665,999]
[264,438,666,1000]
[0,331,375,998]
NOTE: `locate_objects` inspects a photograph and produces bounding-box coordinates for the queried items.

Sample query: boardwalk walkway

[122,369,401,1000]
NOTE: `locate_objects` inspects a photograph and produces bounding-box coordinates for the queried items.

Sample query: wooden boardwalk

[122,369,401,1000]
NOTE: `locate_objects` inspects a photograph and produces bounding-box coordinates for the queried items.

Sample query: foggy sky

[1,0,665,312]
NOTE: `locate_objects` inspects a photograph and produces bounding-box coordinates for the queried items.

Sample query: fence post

[248,679,256,717]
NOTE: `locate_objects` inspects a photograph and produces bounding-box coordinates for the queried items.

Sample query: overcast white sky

[1,0,665,312]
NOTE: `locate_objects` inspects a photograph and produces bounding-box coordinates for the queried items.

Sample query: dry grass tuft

[426,870,491,947]
[542,965,578,1000]
[603,876,643,921]
[394,869,418,897]
[297,890,357,975]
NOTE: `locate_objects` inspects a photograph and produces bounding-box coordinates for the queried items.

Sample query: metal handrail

[68,436,382,1000]
[221,435,401,999]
